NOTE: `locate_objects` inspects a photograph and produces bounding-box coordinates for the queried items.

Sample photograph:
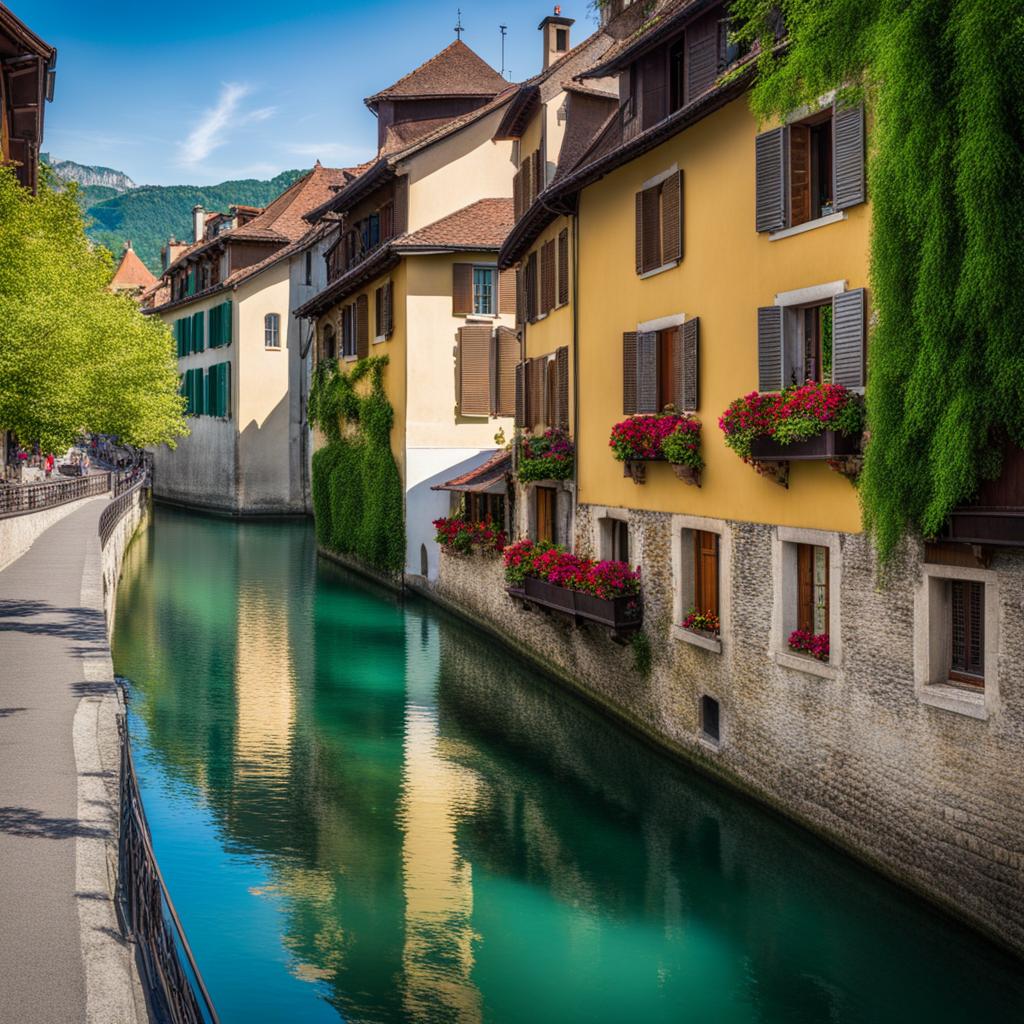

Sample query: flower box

[749,429,862,462]
[524,574,576,612]
[574,591,643,630]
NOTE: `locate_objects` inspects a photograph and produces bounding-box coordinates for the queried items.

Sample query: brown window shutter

[789,124,811,227]
[540,240,555,314]
[640,47,667,131]
[694,531,719,617]
[526,251,538,322]
[393,177,409,234]
[641,186,661,272]
[498,267,516,315]
[555,346,569,430]
[383,281,394,338]
[356,293,369,358]
[672,317,699,411]
[622,331,638,414]
[489,329,499,415]
[545,359,556,427]
[634,192,644,275]
[452,263,473,316]
[458,324,491,416]
[557,228,569,306]
[797,544,814,632]
[685,13,719,103]
[496,327,518,417]
[529,357,544,428]
[513,167,523,221]
[521,156,533,209]
[532,149,543,201]
[514,361,526,427]
[661,171,682,264]
[515,266,525,325]
[636,331,659,413]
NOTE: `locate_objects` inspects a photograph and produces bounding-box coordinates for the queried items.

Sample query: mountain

[42,154,138,192]
[81,170,309,273]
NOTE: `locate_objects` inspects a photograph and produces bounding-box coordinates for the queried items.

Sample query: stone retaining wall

[0,493,104,572]
[428,515,1024,956]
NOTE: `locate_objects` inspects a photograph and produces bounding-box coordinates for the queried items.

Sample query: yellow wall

[576,95,870,533]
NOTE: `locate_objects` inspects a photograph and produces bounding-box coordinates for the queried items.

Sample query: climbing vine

[308,356,405,574]
[732,0,1024,561]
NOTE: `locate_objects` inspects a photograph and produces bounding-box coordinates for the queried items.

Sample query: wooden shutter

[623,332,638,414]
[222,300,233,346]
[833,103,866,210]
[797,543,814,633]
[634,192,644,275]
[194,368,205,416]
[831,288,866,388]
[641,186,661,272]
[685,13,720,102]
[640,47,667,131]
[757,305,784,392]
[192,311,205,352]
[514,361,526,427]
[755,126,788,232]
[673,318,699,412]
[526,252,538,322]
[452,263,473,316]
[789,124,811,227]
[393,176,408,234]
[515,266,525,325]
[532,149,543,200]
[693,531,719,616]
[513,167,524,221]
[383,281,394,338]
[540,240,555,315]
[529,357,544,429]
[636,331,659,413]
[356,293,369,358]
[495,327,518,417]
[223,362,231,418]
[554,346,569,430]
[458,324,491,416]
[557,228,569,306]
[661,171,682,264]
[498,267,516,315]
[521,157,533,211]
[206,307,217,349]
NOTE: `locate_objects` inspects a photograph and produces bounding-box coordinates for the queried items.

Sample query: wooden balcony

[944,445,1024,548]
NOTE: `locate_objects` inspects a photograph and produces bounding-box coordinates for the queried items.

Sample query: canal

[112,508,1024,1024]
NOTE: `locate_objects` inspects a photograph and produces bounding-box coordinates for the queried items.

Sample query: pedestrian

[45,453,54,478]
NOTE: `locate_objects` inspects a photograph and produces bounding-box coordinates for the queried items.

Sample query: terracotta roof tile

[365,40,507,106]
[398,198,514,250]
[431,449,510,493]
[109,243,157,291]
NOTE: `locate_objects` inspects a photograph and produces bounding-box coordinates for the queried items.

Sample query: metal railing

[117,714,220,1024]
[0,472,111,518]
[99,476,149,547]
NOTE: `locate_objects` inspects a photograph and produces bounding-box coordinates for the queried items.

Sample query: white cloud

[178,83,277,167]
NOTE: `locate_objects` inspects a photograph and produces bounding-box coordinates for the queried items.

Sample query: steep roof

[365,40,507,107]
[399,198,514,250]
[109,242,157,292]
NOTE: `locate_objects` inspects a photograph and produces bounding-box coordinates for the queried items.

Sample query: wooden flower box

[749,429,862,462]
[524,575,576,612]
[622,457,701,487]
[516,577,644,634]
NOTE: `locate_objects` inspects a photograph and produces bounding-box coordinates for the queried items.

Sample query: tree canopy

[732,0,1024,560]
[0,165,187,452]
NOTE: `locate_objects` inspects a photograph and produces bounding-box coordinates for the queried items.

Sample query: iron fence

[117,714,220,1024]
[99,477,149,547]
[0,472,111,518]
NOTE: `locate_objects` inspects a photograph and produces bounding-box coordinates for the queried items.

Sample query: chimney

[192,204,206,243]
[538,6,574,71]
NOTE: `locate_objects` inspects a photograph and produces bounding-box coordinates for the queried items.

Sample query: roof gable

[365,40,507,107]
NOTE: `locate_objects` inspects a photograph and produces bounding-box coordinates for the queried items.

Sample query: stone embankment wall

[101,487,151,636]
[427,514,1024,956]
[0,494,103,572]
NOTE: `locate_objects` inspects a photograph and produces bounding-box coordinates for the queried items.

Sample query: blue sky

[14,1,598,186]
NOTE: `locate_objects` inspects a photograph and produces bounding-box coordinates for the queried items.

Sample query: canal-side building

[296,39,520,581]
[144,163,362,515]
[429,0,1024,954]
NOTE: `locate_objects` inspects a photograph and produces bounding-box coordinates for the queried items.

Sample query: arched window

[420,544,428,578]
[264,313,281,348]
[322,324,336,362]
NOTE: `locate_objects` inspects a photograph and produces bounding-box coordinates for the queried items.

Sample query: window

[797,543,829,638]
[535,486,557,544]
[600,517,630,563]
[673,519,727,652]
[264,313,280,348]
[465,492,505,525]
[473,267,495,316]
[789,111,834,226]
[341,303,357,359]
[668,36,685,113]
[700,695,720,744]
[693,530,719,618]
[304,251,312,286]
[799,302,832,384]
[526,251,538,321]
[375,284,394,340]
[623,319,699,415]
[557,228,569,306]
[949,580,984,685]
[635,170,682,275]
[555,27,568,51]
[322,324,336,362]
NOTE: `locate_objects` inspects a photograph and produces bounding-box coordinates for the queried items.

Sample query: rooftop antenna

[454,8,463,40]
[500,24,508,77]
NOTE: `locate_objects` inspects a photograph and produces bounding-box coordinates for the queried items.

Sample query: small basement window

[701,695,720,744]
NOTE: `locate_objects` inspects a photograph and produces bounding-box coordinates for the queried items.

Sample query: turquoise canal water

[112,507,1024,1024]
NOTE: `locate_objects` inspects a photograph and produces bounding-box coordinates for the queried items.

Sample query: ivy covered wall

[733,0,1024,560]
[308,356,405,574]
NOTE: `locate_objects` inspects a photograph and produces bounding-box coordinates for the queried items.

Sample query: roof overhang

[304,159,394,224]
[431,450,510,493]
[493,85,541,140]
[294,246,401,320]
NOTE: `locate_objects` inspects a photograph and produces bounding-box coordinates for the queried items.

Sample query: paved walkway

[0,498,142,1024]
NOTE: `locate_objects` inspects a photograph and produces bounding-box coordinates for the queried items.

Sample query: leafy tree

[732,0,1024,561]
[0,166,187,452]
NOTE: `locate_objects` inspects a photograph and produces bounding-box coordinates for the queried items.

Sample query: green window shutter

[175,319,183,357]
[187,270,196,296]
[220,362,231,417]
[206,368,214,413]
[195,368,205,415]
[222,301,233,347]
[193,311,205,352]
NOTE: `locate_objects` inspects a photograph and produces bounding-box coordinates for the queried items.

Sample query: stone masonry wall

[430,511,1024,955]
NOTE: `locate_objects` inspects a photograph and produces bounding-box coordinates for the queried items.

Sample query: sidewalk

[0,498,143,1024]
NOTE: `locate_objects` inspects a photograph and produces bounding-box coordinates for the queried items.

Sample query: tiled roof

[109,243,157,291]
[399,198,514,250]
[431,449,510,493]
[139,279,169,309]
[379,117,453,155]
[365,40,507,106]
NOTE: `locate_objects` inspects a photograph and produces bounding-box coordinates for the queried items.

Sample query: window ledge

[773,649,839,680]
[918,683,989,721]
[343,354,358,363]
[638,260,679,280]
[373,335,387,345]
[671,624,722,654]
[465,314,497,322]
[769,211,847,242]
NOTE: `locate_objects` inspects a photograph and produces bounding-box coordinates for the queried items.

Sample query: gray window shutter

[757,305,784,391]
[641,187,661,273]
[674,318,699,412]
[833,103,866,211]
[685,12,719,102]
[555,346,569,430]
[755,126,788,233]
[636,331,659,413]
[634,192,644,275]
[832,288,866,388]
[661,170,682,264]
[356,293,369,358]
[623,332,637,414]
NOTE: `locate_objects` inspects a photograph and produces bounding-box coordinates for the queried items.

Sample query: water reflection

[112,508,1024,1024]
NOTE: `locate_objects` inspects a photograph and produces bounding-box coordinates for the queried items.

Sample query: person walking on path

[44,453,54,479]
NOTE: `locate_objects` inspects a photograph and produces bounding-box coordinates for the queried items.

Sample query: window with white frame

[473,266,495,316]
[599,516,630,563]
[264,313,281,348]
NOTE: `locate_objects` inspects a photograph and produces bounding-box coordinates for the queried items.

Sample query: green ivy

[308,356,405,574]
[732,0,1024,561]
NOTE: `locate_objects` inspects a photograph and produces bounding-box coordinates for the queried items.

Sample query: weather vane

[455,9,463,40]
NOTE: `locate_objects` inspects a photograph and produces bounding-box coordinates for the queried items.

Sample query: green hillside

[83,170,308,272]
